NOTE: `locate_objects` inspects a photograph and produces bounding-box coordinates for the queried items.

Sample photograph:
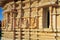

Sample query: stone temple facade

[1,0,60,40]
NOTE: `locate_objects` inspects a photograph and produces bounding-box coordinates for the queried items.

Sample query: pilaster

[52,7,57,32]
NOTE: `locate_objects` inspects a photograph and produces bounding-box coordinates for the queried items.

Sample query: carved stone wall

[1,0,60,40]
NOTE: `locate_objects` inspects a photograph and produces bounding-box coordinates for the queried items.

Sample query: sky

[0,7,3,21]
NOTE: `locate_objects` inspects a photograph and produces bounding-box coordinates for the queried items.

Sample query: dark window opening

[43,7,50,28]
[47,10,50,28]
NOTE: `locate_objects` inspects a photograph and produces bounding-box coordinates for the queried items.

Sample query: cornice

[0,0,13,7]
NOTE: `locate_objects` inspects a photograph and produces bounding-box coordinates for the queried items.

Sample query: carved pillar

[6,5,12,31]
[52,7,57,32]
[17,9,21,28]
[12,3,17,30]
[10,11,13,31]
[5,12,8,31]
[49,6,53,29]
[39,8,43,29]
[12,12,16,30]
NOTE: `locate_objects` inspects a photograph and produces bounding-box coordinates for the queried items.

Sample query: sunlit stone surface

[1,0,60,40]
